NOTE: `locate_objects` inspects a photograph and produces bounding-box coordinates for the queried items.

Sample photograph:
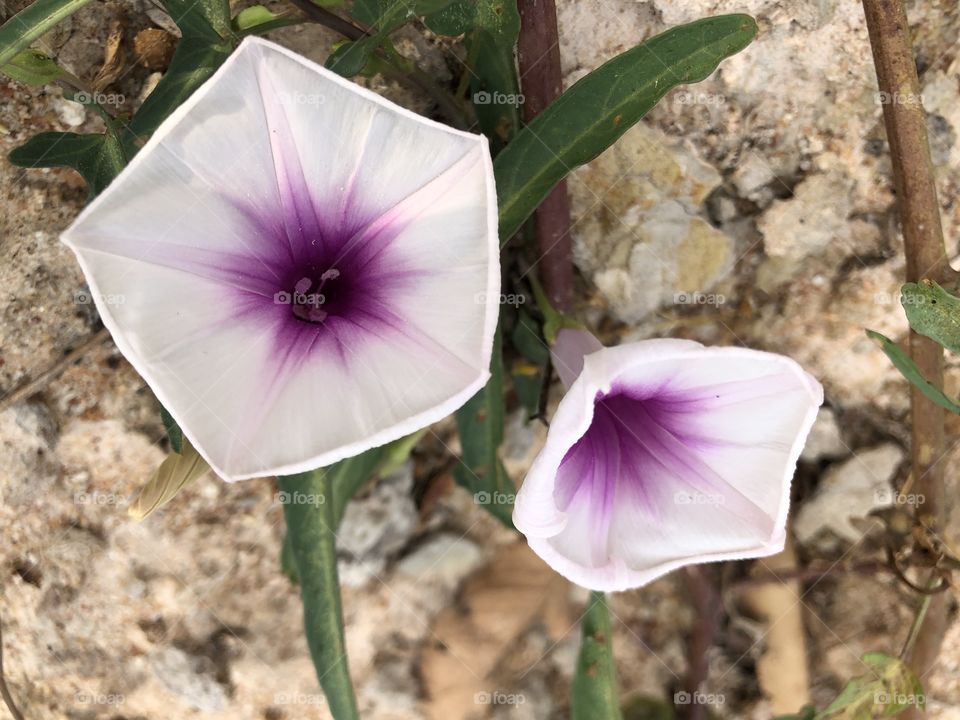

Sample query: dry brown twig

[0,617,25,720]
[860,0,954,708]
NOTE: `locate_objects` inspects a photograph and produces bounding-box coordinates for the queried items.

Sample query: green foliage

[2,48,63,85]
[510,308,550,418]
[232,6,301,36]
[456,1,522,149]
[9,130,126,196]
[866,330,960,414]
[571,592,622,719]
[816,652,924,719]
[8,0,235,196]
[278,469,359,720]
[454,325,514,526]
[901,279,960,354]
[327,0,417,76]
[494,14,758,240]
[0,0,94,68]
[159,405,183,454]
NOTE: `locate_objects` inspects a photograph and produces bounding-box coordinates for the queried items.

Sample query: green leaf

[159,405,183,454]
[0,0,95,68]
[280,528,299,584]
[2,48,64,85]
[494,14,758,240]
[510,308,549,417]
[127,37,232,140]
[422,1,475,35]
[817,652,924,719]
[454,323,514,527]
[161,0,233,42]
[280,445,392,588]
[9,0,236,192]
[465,1,521,150]
[8,130,126,196]
[128,437,209,520]
[866,330,960,414]
[326,36,380,77]
[126,0,235,139]
[376,428,428,479]
[232,5,300,35]
[327,447,387,527]
[330,0,416,77]
[901,279,960,354]
[414,0,457,15]
[571,592,622,720]
[278,469,360,720]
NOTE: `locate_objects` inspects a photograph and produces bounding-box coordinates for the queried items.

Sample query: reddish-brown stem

[861,0,952,704]
[679,566,721,720]
[517,0,574,312]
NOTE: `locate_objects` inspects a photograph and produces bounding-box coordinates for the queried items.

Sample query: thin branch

[0,618,25,720]
[861,0,952,698]
[729,559,893,589]
[285,0,469,129]
[285,0,369,41]
[679,565,721,720]
[517,0,573,312]
[0,327,110,412]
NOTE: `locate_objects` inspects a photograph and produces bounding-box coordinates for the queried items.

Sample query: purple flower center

[286,269,339,324]
[555,386,706,523]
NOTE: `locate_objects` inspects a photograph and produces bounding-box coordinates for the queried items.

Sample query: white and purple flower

[62,37,500,480]
[514,329,823,592]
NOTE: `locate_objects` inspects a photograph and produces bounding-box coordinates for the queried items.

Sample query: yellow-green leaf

[2,48,64,85]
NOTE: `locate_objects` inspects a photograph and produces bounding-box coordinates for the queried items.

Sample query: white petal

[61,37,498,480]
[514,340,822,591]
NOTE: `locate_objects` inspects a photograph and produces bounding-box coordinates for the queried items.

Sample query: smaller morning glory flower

[61,37,499,480]
[513,328,822,592]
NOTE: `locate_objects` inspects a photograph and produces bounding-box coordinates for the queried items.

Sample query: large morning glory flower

[513,329,822,591]
[61,37,499,480]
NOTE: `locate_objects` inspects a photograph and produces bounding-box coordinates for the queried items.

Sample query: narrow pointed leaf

[867,330,960,414]
[901,279,960,354]
[0,0,95,68]
[278,470,359,720]
[494,14,758,240]
[571,592,622,719]
[128,438,209,520]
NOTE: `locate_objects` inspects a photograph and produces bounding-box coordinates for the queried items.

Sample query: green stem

[0,0,95,67]
[571,592,622,719]
[900,574,936,661]
[278,470,358,720]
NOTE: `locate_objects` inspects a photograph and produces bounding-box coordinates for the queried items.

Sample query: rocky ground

[2,0,960,718]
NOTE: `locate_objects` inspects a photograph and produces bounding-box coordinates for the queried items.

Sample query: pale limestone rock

[793,444,904,548]
[569,123,731,321]
[337,462,418,587]
[800,407,847,463]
